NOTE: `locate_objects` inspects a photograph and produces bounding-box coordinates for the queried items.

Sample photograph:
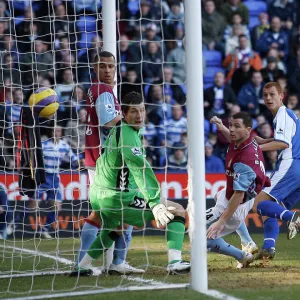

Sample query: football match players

[207,112,270,267]
[79,51,143,274]
[251,82,300,258]
[72,92,190,276]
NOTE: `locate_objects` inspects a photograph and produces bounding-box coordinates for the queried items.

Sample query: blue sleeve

[95,92,116,126]
[232,162,256,191]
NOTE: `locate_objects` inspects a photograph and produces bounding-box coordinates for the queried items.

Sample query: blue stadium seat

[8,0,42,12]
[76,16,97,32]
[249,16,260,29]
[204,83,213,90]
[78,32,97,49]
[14,16,24,26]
[244,1,267,17]
[203,67,224,85]
[203,50,222,67]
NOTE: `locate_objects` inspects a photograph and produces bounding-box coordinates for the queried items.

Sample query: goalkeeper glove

[152,204,176,228]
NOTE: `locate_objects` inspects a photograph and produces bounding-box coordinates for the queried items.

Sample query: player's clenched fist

[210,116,224,131]
[152,204,175,228]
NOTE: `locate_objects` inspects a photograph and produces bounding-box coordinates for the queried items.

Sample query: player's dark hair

[121,92,143,114]
[94,51,115,63]
[232,112,252,128]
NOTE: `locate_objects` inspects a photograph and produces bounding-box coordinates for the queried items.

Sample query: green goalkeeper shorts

[90,186,154,228]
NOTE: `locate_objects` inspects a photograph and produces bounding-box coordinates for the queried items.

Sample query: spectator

[238,71,264,116]
[54,4,72,38]
[224,12,250,43]
[204,71,236,118]
[231,57,255,95]
[6,88,23,135]
[0,20,7,48]
[150,66,186,105]
[142,41,163,82]
[261,48,287,74]
[268,0,294,27]
[276,75,288,104]
[147,85,174,124]
[256,16,289,61]
[251,13,270,50]
[118,34,141,76]
[264,150,277,172]
[225,24,248,56]
[69,85,86,119]
[21,39,54,88]
[164,0,184,39]
[0,54,21,87]
[158,103,187,154]
[65,108,86,156]
[167,142,188,171]
[55,36,71,64]
[202,0,226,53]
[55,68,76,122]
[0,0,10,19]
[205,141,225,173]
[223,34,262,83]
[288,69,300,99]
[257,122,273,140]
[166,40,186,84]
[120,69,143,100]
[180,132,188,156]
[287,46,300,78]
[220,0,249,25]
[71,0,101,14]
[286,93,299,111]
[261,56,285,83]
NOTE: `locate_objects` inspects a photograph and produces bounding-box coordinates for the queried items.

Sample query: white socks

[168,249,182,263]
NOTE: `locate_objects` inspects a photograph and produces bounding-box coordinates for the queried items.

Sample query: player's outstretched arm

[210,116,230,142]
[207,191,244,239]
[259,140,289,152]
[254,136,274,145]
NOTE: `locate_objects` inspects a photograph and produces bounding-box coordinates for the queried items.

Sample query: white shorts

[206,187,254,238]
[88,168,96,186]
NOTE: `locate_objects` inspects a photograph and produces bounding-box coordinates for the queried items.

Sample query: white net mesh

[0,1,189,299]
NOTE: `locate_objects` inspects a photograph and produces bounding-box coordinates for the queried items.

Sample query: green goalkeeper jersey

[92,121,160,209]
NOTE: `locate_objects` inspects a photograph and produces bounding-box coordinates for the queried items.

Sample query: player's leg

[236,222,258,254]
[40,174,62,239]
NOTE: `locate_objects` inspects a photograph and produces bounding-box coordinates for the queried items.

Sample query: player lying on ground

[207,112,271,268]
[71,92,190,276]
[250,82,300,258]
[81,51,142,274]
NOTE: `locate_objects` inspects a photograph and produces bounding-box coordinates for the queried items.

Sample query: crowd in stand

[0,0,299,174]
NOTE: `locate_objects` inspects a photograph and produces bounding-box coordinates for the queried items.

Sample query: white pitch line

[0,270,70,279]
[0,244,242,300]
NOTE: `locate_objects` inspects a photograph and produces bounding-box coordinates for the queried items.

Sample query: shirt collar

[232,134,254,150]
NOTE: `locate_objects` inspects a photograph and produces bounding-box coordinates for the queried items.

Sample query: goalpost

[0,0,218,299]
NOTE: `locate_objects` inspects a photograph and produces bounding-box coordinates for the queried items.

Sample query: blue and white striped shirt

[42,139,78,174]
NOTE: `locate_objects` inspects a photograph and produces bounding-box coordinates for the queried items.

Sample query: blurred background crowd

[0,0,299,174]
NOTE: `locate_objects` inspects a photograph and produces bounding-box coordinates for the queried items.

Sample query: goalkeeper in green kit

[73,92,190,275]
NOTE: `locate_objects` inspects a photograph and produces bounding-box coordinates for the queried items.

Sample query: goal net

[0,0,192,299]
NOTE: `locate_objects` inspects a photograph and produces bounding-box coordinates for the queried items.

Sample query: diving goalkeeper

[73,92,190,275]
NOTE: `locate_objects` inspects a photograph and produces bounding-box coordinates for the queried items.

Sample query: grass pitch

[0,233,300,299]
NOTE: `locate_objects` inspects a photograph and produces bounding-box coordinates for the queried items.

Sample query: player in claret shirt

[207,112,270,268]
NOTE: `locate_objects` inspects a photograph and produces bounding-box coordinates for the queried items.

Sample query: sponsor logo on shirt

[131,147,143,156]
[228,159,232,168]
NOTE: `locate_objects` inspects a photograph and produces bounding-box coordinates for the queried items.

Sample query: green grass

[0,234,300,299]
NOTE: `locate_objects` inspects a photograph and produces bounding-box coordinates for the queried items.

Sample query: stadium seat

[76,16,97,33]
[203,50,222,67]
[204,83,213,90]
[13,16,24,26]
[203,67,224,85]
[78,32,97,49]
[249,16,260,29]
[244,1,267,17]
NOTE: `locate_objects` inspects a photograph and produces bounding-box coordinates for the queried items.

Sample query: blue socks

[78,222,134,265]
[78,222,99,263]
[113,226,133,265]
[262,218,279,249]
[257,201,294,222]
[43,211,56,232]
[207,237,244,260]
[236,222,254,245]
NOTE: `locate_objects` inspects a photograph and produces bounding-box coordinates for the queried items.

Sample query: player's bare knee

[88,211,101,225]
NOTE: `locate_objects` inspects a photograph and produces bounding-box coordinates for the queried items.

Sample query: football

[29,87,59,118]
